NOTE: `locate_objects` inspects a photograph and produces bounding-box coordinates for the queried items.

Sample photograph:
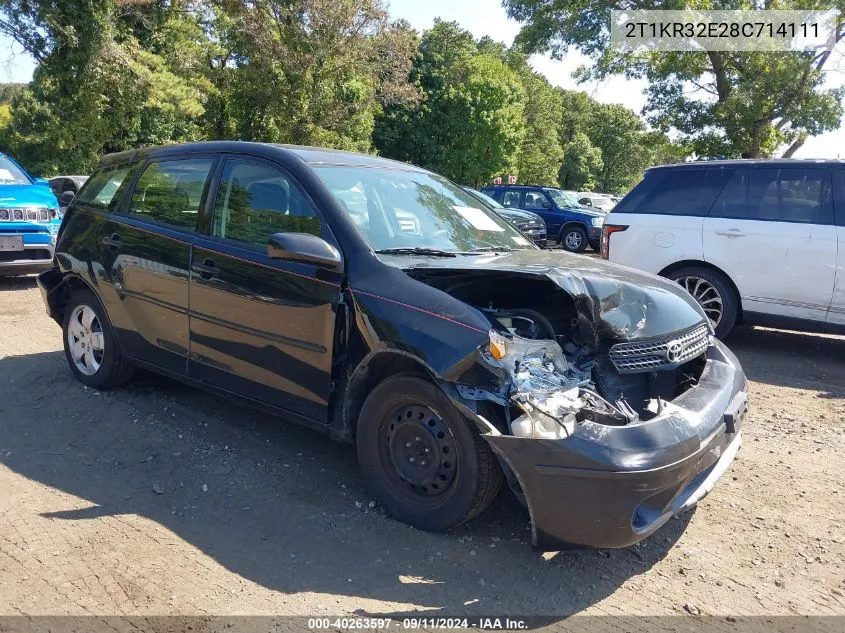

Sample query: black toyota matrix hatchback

[38,142,747,549]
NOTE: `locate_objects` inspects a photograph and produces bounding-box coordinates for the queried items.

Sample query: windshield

[0,155,32,185]
[543,188,580,208]
[314,166,533,253]
[462,187,505,210]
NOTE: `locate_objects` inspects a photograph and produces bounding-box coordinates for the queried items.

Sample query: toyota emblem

[665,339,684,363]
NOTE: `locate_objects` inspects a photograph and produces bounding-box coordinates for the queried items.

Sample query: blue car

[480,184,605,253]
[0,152,62,276]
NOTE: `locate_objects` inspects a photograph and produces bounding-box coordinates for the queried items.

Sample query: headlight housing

[591,216,604,227]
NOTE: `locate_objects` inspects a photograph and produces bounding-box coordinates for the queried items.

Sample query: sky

[0,0,842,158]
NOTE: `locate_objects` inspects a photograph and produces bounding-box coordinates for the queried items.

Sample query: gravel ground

[0,275,844,622]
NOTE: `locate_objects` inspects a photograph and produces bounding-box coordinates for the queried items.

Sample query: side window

[77,164,135,211]
[127,158,213,230]
[626,168,733,216]
[212,160,321,248]
[501,190,522,208]
[710,169,749,219]
[747,168,831,225]
[523,191,547,210]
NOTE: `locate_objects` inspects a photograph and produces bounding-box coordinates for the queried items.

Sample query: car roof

[98,141,426,172]
[648,158,845,172]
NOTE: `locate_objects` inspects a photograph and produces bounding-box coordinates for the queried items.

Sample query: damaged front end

[451,318,746,550]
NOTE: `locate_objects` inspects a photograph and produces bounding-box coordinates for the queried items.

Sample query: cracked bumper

[483,339,747,550]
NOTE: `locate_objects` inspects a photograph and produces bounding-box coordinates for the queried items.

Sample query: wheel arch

[45,273,100,325]
[558,221,588,237]
[332,350,438,443]
[658,259,743,322]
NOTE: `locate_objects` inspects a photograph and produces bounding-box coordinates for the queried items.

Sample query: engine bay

[407,269,709,439]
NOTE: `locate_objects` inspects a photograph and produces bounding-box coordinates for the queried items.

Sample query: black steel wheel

[356,375,502,531]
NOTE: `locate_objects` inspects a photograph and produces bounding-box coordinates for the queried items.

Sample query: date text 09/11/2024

[307,618,529,630]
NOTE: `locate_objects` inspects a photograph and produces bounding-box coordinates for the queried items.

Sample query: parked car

[480,184,605,253]
[602,159,845,338]
[0,152,62,276]
[39,141,746,549]
[577,193,615,212]
[49,175,89,210]
[461,186,547,247]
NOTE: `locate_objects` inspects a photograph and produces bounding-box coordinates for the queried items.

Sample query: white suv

[602,160,845,338]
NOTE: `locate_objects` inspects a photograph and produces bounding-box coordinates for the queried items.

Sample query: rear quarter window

[77,164,136,211]
[614,168,734,217]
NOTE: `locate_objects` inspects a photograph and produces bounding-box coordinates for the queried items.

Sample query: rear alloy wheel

[62,290,135,389]
[66,304,104,376]
[666,266,738,338]
[560,226,588,253]
[356,375,502,531]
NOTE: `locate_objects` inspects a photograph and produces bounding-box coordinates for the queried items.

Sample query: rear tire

[665,266,738,338]
[356,375,502,531]
[62,289,135,389]
[560,225,588,253]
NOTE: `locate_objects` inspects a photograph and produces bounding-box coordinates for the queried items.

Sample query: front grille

[609,324,710,374]
[0,207,52,223]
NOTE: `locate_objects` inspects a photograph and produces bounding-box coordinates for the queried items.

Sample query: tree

[514,73,563,185]
[588,103,654,192]
[559,132,602,190]
[374,21,526,185]
[0,0,215,174]
[505,0,845,158]
[221,0,416,152]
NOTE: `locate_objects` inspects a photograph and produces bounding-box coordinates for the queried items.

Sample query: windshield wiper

[463,246,513,253]
[374,247,457,257]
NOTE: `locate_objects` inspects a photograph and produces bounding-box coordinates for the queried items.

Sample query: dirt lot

[1,274,844,622]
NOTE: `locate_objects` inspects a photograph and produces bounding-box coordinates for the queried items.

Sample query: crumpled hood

[380,249,709,342]
[0,184,59,208]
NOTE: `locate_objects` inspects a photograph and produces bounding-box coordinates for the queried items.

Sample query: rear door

[188,156,343,423]
[704,166,836,323]
[607,167,732,274]
[829,168,845,330]
[103,156,215,374]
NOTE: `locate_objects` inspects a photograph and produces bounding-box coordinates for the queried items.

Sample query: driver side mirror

[267,232,342,270]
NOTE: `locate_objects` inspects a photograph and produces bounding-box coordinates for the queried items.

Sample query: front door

[188,157,343,422]
[704,166,837,323]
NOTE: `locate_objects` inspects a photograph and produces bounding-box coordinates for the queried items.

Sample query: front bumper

[483,339,747,549]
[0,242,55,275]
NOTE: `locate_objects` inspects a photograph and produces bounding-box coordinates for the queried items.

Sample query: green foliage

[0,82,25,104]
[374,20,528,186]
[513,68,564,186]
[504,0,845,158]
[560,132,602,191]
[556,90,686,193]
[0,0,691,190]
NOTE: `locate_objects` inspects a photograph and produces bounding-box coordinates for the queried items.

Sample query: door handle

[102,233,123,250]
[715,229,746,237]
[191,258,219,279]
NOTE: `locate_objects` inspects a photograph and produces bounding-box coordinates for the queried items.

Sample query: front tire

[356,375,502,531]
[665,266,738,338]
[560,225,588,253]
[62,289,134,389]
